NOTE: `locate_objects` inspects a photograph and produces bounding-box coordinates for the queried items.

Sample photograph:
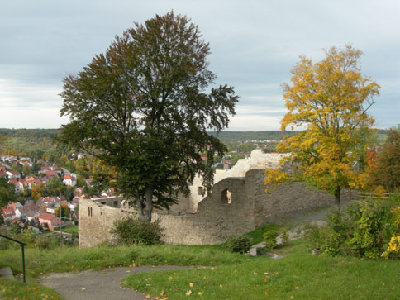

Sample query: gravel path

[39,265,191,300]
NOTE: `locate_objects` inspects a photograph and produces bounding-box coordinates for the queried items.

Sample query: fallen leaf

[160,290,164,296]
[264,291,269,296]
[126,270,131,273]
[189,282,194,288]
[263,278,268,282]
[145,295,151,299]
[203,275,207,280]
[81,288,86,291]
[219,284,223,288]
[198,292,203,296]
[168,276,173,281]
[295,286,299,290]
[185,290,192,296]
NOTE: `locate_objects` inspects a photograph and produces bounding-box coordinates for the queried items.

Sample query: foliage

[280,227,289,245]
[35,234,62,250]
[304,199,400,258]
[55,203,71,218]
[45,177,65,196]
[0,129,58,159]
[110,217,164,245]
[225,235,252,254]
[263,223,280,249]
[0,177,17,207]
[382,235,400,259]
[58,11,238,222]
[368,130,400,192]
[265,46,380,207]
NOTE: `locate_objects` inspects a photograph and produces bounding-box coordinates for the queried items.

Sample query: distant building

[63,174,77,186]
[38,213,61,230]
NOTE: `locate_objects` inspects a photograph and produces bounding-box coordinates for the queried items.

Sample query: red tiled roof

[64,174,73,180]
[1,207,15,217]
[39,212,56,221]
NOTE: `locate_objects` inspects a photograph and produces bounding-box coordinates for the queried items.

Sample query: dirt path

[39,265,191,300]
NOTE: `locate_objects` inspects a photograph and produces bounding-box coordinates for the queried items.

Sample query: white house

[6,170,21,179]
[63,174,77,186]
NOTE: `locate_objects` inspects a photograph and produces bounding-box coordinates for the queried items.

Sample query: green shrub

[304,200,400,258]
[280,227,289,245]
[225,236,252,254]
[346,200,395,258]
[35,234,61,250]
[263,224,279,249]
[110,217,163,245]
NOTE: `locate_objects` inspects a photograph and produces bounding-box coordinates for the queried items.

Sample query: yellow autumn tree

[265,45,380,209]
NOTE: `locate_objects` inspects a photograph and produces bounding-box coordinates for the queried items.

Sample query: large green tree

[58,12,238,221]
[265,46,380,209]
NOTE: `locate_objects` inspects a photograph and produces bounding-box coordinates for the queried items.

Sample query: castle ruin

[79,151,354,247]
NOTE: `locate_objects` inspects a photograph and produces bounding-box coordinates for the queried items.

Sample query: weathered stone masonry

[79,169,354,247]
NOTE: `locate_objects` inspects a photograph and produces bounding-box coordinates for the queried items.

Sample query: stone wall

[79,169,354,247]
[155,176,256,245]
[79,196,135,247]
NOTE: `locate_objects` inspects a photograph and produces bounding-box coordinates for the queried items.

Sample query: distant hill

[208,131,300,142]
[0,128,59,139]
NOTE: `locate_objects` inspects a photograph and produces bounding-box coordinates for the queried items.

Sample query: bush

[225,236,252,254]
[35,234,61,250]
[280,228,289,245]
[110,217,163,245]
[304,199,400,259]
[263,224,279,249]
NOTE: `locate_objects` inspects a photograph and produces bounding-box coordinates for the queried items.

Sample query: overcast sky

[0,0,399,130]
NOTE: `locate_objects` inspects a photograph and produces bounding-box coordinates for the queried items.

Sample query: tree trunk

[136,188,153,222]
[335,186,341,212]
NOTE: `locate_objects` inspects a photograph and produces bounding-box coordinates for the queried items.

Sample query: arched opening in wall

[221,188,232,204]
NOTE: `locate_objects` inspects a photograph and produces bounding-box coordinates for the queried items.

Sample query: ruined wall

[79,197,136,248]
[156,176,255,245]
[79,169,356,247]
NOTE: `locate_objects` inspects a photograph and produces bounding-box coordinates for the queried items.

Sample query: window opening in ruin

[88,207,93,217]
[113,201,118,207]
[221,188,232,204]
[198,187,203,195]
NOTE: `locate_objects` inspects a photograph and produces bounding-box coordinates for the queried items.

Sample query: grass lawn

[122,240,400,299]
[0,243,248,299]
[2,226,400,299]
[0,278,63,300]
[0,244,247,278]
[62,225,79,234]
